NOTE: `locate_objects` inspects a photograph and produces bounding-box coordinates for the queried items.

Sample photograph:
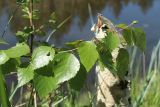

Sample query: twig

[60,48,78,53]
[117,22,135,32]
[14,103,26,107]
[27,86,34,107]
[29,0,34,54]
[9,85,18,101]
[33,89,37,107]
[52,96,68,106]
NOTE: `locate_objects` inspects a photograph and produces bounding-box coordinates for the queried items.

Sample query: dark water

[0,0,160,58]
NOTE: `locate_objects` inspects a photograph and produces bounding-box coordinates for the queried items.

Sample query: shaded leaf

[69,64,87,91]
[133,28,146,52]
[34,72,56,98]
[16,27,33,42]
[122,28,134,46]
[97,49,116,74]
[78,41,98,72]
[116,49,129,78]
[31,46,55,70]
[1,59,20,75]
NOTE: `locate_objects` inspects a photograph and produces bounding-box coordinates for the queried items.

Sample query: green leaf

[122,28,134,46]
[133,28,146,52]
[65,40,83,48]
[53,53,80,83]
[103,33,120,52]
[0,51,9,65]
[123,28,146,52]
[31,46,55,70]
[78,41,98,72]
[97,50,116,74]
[17,66,34,87]
[34,53,80,98]
[69,64,87,91]
[34,71,56,98]
[116,24,127,29]
[16,27,33,42]
[4,43,30,58]
[116,49,129,78]
[0,39,8,45]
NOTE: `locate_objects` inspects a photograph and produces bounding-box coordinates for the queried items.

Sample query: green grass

[131,41,160,107]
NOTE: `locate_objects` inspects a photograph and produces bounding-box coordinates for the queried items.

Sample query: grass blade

[0,67,11,107]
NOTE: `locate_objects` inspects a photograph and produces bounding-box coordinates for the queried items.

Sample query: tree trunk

[95,56,131,107]
[91,14,132,107]
[94,34,131,107]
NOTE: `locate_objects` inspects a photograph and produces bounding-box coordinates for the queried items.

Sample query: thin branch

[33,89,37,107]
[27,86,34,107]
[117,22,135,32]
[60,48,78,53]
[9,85,18,101]
[14,103,26,107]
[29,0,34,54]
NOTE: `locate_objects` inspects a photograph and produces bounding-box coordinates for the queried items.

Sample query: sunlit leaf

[0,51,9,65]
[65,40,83,48]
[31,46,55,70]
[34,53,80,98]
[4,43,30,58]
[116,24,127,29]
[17,66,34,87]
[103,33,120,52]
[78,41,98,72]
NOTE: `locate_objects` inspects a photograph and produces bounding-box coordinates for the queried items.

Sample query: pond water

[0,0,160,60]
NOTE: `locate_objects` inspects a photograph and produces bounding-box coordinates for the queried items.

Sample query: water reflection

[0,0,156,46]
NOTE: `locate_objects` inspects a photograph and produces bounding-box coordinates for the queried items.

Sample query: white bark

[91,15,131,107]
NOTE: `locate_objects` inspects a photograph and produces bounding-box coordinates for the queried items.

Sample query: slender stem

[33,89,37,107]
[29,0,34,53]
[27,86,34,107]
[60,48,78,53]
[28,1,37,107]
[142,52,146,78]
[9,85,18,101]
